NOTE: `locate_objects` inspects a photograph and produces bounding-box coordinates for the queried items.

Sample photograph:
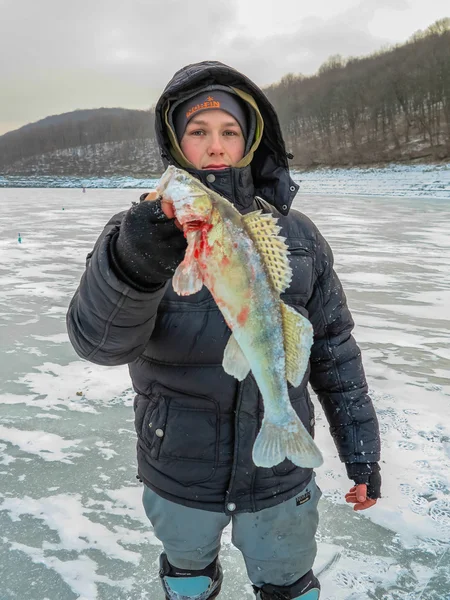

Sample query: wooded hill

[265,18,450,167]
[0,108,160,177]
[1,18,449,176]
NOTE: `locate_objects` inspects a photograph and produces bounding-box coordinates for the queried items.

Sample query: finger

[160,201,182,230]
[354,498,377,511]
[345,494,358,503]
[161,199,176,220]
[345,483,368,503]
[144,191,159,201]
[345,485,360,500]
[355,484,367,503]
[144,192,181,228]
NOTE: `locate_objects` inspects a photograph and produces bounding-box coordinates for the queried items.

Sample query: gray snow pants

[142,474,321,588]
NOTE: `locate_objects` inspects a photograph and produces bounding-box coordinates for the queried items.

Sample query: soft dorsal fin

[280,303,314,386]
[242,210,292,293]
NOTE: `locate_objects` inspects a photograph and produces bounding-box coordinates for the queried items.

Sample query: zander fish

[154,165,323,469]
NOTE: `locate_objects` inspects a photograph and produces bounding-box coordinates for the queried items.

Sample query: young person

[67,61,381,600]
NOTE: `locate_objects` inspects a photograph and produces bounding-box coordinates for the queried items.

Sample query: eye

[223,130,239,136]
[189,129,205,136]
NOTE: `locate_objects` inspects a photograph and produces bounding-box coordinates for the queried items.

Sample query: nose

[207,132,225,156]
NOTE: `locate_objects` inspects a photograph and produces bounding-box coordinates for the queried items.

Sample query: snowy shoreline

[1,162,450,200]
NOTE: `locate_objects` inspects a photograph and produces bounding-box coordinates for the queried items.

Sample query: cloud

[0,0,447,134]
[0,0,237,80]
[205,0,410,85]
[0,0,240,130]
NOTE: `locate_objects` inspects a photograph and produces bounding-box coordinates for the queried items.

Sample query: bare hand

[345,484,377,511]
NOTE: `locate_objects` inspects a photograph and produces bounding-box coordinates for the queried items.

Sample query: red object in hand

[345,483,377,511]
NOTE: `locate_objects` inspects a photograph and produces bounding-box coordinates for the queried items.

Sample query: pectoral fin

[172,231,203,296]
[281,302,314,387]
[222,334,250,380]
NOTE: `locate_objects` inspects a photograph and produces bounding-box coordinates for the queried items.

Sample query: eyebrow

[188,118,239,127]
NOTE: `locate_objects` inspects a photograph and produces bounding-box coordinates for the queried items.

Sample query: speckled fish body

[156,166,323,469]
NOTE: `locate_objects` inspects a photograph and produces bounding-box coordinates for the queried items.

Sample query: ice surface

[0,179,449,599]
[292,164,450,200]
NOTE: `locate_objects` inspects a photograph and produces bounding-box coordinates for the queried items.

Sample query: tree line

[0,108,156,174]
[1,18,449,174]
[266,18,450,166]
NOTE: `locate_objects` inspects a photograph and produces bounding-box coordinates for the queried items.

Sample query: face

[180,109,245,170]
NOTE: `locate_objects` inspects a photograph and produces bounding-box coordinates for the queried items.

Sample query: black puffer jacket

[67,61,380,514]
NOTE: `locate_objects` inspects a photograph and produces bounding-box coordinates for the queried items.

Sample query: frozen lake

[0,184,449,600]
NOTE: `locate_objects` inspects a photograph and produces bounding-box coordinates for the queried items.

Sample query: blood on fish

[200,224,213,256]
[237,305,250,326]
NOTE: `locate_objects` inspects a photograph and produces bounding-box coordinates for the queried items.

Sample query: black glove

[345,462,381,499]
[109,197,187,291]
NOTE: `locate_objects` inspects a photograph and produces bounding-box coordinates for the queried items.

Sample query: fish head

[157,166,213,231]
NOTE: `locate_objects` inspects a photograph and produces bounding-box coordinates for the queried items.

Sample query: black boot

[253,569,320,599]
[159,552,223,599]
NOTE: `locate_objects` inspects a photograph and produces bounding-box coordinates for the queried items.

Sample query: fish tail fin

[252,409,323,469]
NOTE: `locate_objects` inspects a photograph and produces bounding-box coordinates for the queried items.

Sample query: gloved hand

[345,462,381,511]
[110,192,187,290]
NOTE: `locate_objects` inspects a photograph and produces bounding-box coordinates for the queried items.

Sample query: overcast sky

[1,0,448,135]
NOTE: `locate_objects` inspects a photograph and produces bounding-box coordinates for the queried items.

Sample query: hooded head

[154,61,299,215]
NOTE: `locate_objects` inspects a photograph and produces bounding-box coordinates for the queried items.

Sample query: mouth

[183,219,210,233]
[203,164,229,170]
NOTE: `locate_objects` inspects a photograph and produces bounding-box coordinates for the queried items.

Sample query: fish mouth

[181,218,207,231]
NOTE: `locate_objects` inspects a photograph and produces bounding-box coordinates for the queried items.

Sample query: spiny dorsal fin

[242,210,292,293]
[280,302,314,386]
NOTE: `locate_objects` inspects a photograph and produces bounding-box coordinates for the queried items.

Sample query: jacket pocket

[284,243,314,301]
[141,392,168,461]
[140,384,220,487]
[161,393,220,486]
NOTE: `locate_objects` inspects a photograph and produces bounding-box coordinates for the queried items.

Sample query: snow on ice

[0,164,449,599]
